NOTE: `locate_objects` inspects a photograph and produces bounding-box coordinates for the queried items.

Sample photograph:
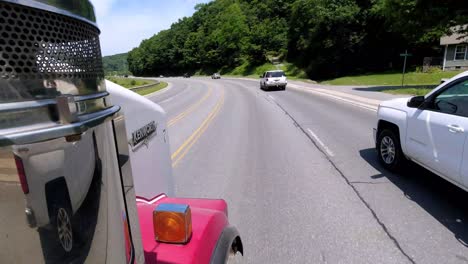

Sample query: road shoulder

[225,77,400,111]
[145,81,173,98]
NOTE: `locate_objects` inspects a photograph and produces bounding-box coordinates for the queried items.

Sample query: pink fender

[137,195,241,264]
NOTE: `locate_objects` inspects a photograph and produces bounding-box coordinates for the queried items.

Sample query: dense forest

[103,53,130,75]
[127,0,467,79]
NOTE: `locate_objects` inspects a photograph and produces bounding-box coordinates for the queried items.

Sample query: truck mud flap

[210,226,243,264]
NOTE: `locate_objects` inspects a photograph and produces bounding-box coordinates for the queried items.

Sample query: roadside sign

[401,50,411,87]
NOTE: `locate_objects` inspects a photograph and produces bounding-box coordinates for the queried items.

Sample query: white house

[441,25,468,71]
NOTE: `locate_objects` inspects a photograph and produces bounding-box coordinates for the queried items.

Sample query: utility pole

[400,50,412,87]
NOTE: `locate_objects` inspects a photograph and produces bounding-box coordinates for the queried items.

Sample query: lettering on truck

[130,121,157,150]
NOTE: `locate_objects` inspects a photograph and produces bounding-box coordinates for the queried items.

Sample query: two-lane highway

[148,78,468,264]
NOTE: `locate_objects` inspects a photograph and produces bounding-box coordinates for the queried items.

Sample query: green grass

[106,76,168,95]
[222,62,308,80]
[322,70,463,86]
[380,87,434,96]
[135,82,168,96]
[106,76,154,88]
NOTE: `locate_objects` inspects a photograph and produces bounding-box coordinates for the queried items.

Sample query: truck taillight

[14,155,29,194]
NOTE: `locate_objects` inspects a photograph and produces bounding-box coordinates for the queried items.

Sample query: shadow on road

[353,85,437,92]
[360,148,468,247]
[260,88,287,92]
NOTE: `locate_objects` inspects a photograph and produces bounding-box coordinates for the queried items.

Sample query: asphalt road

[148,78,468,264]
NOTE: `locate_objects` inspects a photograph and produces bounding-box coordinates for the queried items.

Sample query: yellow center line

[171,88,225,167]
[168,87,213,127]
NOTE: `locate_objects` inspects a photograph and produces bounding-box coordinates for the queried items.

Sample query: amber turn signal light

[153,203,192,244]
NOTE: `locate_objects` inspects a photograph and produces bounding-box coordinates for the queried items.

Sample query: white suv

[374,71,468,191]
[260,70,287,90]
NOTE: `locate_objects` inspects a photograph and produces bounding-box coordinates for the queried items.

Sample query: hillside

[102,53,129,75]
[126,0,466,80]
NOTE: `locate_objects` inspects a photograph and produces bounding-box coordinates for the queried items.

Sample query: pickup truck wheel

[55,206,73,253]
[377,129,405,171]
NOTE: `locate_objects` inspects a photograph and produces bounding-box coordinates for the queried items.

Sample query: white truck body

[106,81,174,199]
[375,71,468,191]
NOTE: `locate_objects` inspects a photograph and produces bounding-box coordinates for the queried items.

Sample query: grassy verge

[380,87,434,96]
[221,62,309,80]
[106,76,168,95]
[106,76,155,88]
[135,82,168,96]
[322,70,463,86]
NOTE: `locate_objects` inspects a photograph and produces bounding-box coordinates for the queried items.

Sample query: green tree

[102,53,129,75]
[376,0,468,45]
[127,0,467,79]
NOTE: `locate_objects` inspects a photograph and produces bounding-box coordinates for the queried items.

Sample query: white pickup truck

[374,71,468,191]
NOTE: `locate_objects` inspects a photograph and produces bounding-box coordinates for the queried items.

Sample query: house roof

[440,25,468,45]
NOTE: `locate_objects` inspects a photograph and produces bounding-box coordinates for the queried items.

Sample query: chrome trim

[0,105,120,146]
[113,115,140,264]
[0,92,109,113]
[1,0,98,28]
[0,99,55,113]
[75,92,109,103]
[57,95,78,124]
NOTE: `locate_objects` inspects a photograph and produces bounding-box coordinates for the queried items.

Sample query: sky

[90,0,211,56]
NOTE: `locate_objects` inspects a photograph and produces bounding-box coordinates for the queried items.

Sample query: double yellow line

[171,89,225,167]
[168,87,213,127]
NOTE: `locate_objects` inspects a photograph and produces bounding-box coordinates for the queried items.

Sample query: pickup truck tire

[50,193,74,255]
[377,129,405,172]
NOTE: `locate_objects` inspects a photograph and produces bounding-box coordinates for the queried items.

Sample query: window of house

[454,45,467,60]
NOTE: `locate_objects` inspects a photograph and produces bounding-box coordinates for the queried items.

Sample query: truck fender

[377,107,408,154]
[45,177,71,221]
[210,226,243,264]
[137,196,241,264]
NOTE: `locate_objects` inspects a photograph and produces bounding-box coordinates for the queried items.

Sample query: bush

[130,80,136,86]
[426,67,442,74]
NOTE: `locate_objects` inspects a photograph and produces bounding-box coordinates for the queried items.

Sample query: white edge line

[307,128,335,157]
[159,97,175,104]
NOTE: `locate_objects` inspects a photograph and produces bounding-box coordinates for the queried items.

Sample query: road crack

[271,99,417,264]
